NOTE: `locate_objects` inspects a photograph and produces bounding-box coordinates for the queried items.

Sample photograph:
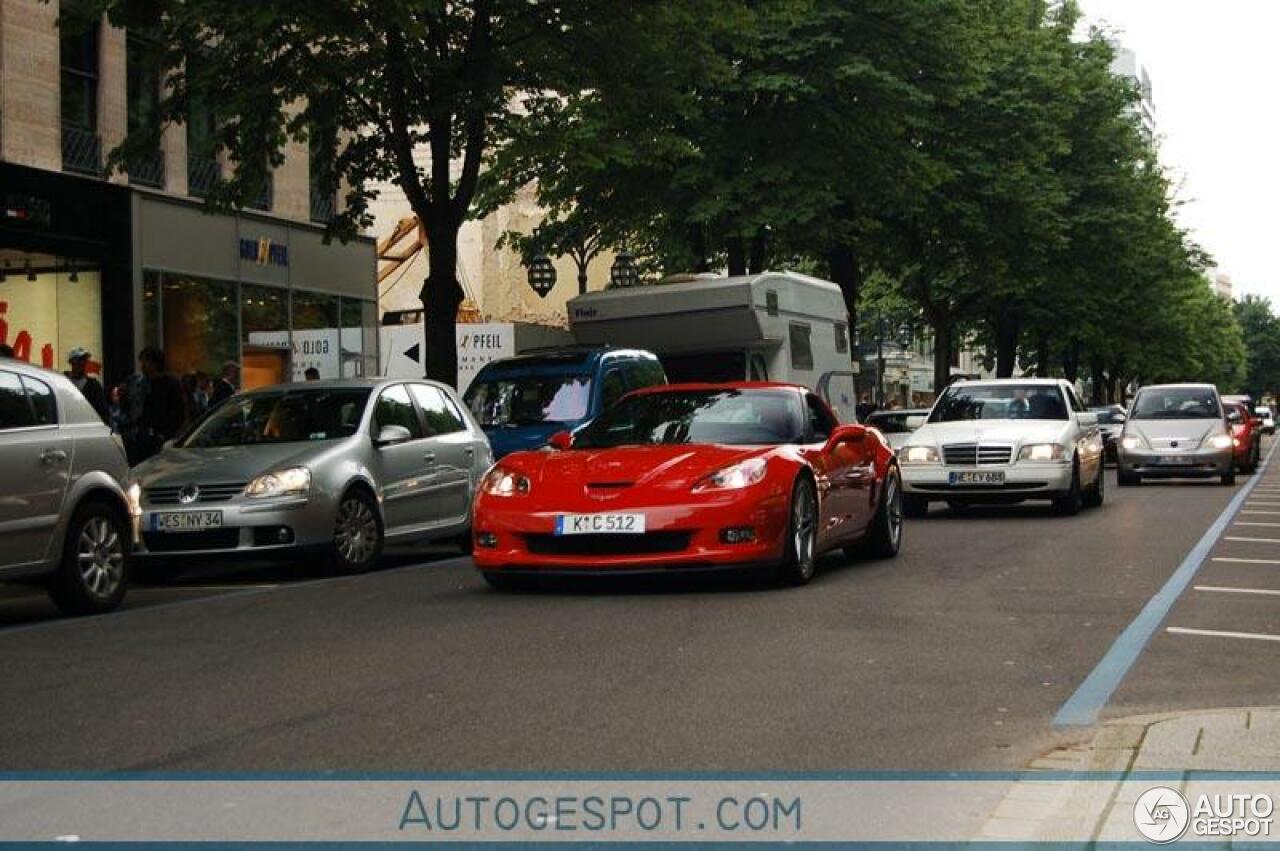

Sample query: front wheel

[1083,460,1105,508]
[1053,460,1083,516]
[1222,459,1236,486]
[859,467,903,559]
[328,490,383,573]
[774,476,819,587]
[48,500,129,615]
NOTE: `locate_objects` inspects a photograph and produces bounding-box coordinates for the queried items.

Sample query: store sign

[3,192,53,229]
[457,323,514,394]
[247,328,353,381]
[239,236,289,268]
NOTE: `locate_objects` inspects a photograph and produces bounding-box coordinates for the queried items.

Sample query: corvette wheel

[859,466,903,560]
[775,477,818,587]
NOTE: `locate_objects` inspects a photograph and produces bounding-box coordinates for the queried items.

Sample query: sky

[1081,0,1279,303]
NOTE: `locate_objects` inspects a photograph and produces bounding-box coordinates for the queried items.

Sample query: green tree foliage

[1234,296,1280,399]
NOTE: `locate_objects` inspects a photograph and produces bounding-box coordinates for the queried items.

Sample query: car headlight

[244,467,312,499]
[481,466,531,496]
[900,445,940,464]
[1207,434,1234,449]
[126,481,142,517]
[1017,443,1066,462]
[692,457,768,492]
[1121,434,1146,450]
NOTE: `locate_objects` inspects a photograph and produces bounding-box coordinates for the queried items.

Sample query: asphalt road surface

[2,445,1276,772]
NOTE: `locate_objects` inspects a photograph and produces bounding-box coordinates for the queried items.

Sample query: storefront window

[362,301,379,378]
[160,274,237,379]
[141,270,160,348]
[0,252,103,378]
[241,283,290,390]
[291,290,339,380]
[340,298,378,378]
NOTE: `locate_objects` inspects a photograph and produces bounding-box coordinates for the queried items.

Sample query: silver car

[128,379,493,572]
[0,360,132,614]
[1117,383,1235,485]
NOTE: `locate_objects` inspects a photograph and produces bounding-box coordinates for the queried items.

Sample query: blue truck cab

[461,346,666,459]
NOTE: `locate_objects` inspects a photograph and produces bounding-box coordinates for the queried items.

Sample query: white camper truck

[567,272,860,421]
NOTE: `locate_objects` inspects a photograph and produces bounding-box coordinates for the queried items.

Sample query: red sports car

[471,382,903,588]
[1226,401,1262,473]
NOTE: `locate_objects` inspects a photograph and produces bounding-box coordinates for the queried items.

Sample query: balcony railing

[187,154,221,198]
[61,126,103,176]
[309,191,335,224]
[128,149,166,189]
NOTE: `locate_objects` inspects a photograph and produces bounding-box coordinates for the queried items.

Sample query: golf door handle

[41,448,68,464]
[463,447,474,455]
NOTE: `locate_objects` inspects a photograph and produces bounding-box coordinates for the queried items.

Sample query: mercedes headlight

[1207,434,1234,449]
[244,467,312,499]
[1017,443,1066,462]
[1121,434,1146,450]
[481,467,531,497]
[900,445,940,464]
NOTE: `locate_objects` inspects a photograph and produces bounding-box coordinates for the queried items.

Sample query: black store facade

[0,161,378,392]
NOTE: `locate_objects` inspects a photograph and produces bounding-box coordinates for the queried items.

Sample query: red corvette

[471,382,903,588]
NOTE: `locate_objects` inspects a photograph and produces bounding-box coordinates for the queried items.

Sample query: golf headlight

[693,457,768,492]
[1121,434,1146,450]
[900,445,940,464]
[481,467,531,496]
[126,481,142,517]
[245,467,311,499]
[1017,443,1066,462]
[1207,434,1234,449]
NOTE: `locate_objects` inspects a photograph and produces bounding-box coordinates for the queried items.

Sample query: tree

[82,0,584,386]
[1234,296,1280,399]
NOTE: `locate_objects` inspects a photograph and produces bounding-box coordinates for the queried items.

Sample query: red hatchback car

[471,383,902,588]
[1226,401,1262,473]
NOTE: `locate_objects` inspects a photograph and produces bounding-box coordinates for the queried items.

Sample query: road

[2,447,1276,772]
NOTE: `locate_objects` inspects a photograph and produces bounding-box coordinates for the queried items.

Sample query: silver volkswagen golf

[0,360,133,614]
[128,379,492,572]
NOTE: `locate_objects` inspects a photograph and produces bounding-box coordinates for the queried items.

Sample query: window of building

[789,322,814,371]
[160,275,238,379]
[59,5,102,175]
[309,126,337,224]
[141,271,161,348]
[291,290,339,381]
[0,252,104,378]
[186,66,220,198]
[126,34,164,188]
[241,284,290,389]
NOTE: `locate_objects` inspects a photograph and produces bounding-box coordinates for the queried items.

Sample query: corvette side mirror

[548,430,573,451]
[825,424,866,452]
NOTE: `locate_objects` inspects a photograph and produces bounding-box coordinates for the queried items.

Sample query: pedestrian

[180,371,208,426]
[209,360,239,406]
[304,367,320,381]
[64,347,110,423]
[134,347,184,462]
[855,393,877,423]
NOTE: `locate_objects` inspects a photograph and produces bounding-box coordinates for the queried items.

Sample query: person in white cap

[65,347,109,423]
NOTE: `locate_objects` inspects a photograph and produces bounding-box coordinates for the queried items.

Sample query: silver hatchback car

[128,379,493,572]
[0,360,133,614]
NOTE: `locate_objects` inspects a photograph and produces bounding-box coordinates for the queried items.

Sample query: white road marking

[1247,502,1280,506]
[1195,585,1280,597]
[1167,626,1280,643]
[1235,522,1280,527]
[1211,557,1280,564]
[1224,536,1280,544]
[1240,510,1280,515]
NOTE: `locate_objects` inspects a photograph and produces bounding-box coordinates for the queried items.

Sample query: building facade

[1110,46,1156,137]
[0,0,377,390]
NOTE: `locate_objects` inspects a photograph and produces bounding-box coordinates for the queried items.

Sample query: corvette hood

[512,444,767,492]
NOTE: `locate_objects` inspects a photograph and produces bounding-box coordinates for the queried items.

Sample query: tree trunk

[1089,357,1106,405]
[932,319,953,395]
[993,310,1020,378]
[1036,333,1052,377]
[748,227,768,274]
[827,243,861,332]
[1063,338,1081,384]
[576,262,588,296]
[420,222,464,386]
[689,224,708,273]
[726,236,747,276]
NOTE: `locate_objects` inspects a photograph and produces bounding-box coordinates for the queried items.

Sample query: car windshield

[1131,388,1221,420]
[867,412,919,434]
[464,373,592,427]
[929,384,1067,422]
[181,388,371,447]
[575,389,803,448]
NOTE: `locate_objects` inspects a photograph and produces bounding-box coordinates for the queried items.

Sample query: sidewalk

[979,707,1280,841]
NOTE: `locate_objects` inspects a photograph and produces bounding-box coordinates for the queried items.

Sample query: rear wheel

[1083,459,1105,508]
[858,467,903,560]
[328,490,383,573]
[1053,459,1083,516]
[48,500,129,615]
[774,476,819,587]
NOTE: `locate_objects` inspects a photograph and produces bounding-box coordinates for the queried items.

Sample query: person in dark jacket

[65,347,110,424]
[209,361,240,407]
[134,347,184,462]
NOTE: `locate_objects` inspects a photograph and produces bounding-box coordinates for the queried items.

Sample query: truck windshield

[929,384,1068,422]
[182,388,371,447]
[465,374,593,427]
[1132,388,1221,420]
[575,389,803,448]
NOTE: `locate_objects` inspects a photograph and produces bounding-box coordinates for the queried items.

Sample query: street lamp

[527,254,557,298]
[610,251,640,288]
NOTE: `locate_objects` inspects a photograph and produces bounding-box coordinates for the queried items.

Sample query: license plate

[150,511,223,532]
[554,513,646,535]
[949,471,1005,485]
[1158,456,1182,465]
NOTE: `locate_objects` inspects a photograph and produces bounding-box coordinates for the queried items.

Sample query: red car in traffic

[1225,400,1262,473]
[471,383,902,588]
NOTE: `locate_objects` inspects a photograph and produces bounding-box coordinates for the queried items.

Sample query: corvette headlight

[244,467,312,499]
[126,481,142,517]
[693,457,768,492]
[481,467,531,496]
[1207,434,1234,449]
[1121,434,1146,450]
[1017,443,1066,462]
[900,445,940,464]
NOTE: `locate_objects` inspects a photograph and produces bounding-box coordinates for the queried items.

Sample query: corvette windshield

[1132,388,1222,420]
[575,390,803,448]
[930,384,1068,422]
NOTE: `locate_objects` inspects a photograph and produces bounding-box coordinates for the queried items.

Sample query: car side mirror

[1076,412,1098,427]
[375,424,413,447]
[905,415,926,430]
[548,430,574,451]
[824,424,867,452]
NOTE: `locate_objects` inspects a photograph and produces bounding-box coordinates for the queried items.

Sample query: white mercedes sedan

[898,378,1105,517]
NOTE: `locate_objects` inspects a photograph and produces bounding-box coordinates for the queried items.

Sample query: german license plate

[949,471,1005,485]
[1157,456,1182,465]
[554,513,646,535]
[150,511,223,532]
